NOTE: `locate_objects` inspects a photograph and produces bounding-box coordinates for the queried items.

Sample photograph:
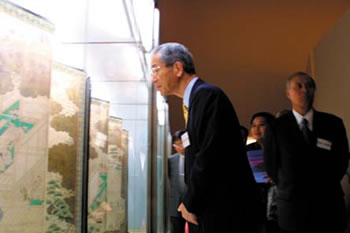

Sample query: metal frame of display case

[149,88,172,233]
[81,78,91,233]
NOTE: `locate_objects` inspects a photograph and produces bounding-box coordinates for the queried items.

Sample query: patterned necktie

[182,104,188,125]
[302,118,313,144]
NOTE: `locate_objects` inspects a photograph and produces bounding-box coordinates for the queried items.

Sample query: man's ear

[173,61,184,77]
[286,88,290,100]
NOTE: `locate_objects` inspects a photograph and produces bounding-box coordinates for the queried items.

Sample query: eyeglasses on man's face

[151,65,161,76]
[151,63,175,76]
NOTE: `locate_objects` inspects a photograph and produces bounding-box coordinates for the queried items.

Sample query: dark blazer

[168,153,186,217]
[264,110,349,233]
[182,79,260,232]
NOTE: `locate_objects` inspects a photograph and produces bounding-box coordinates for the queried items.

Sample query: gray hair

[152,42,196,75]
[286,71,316,90]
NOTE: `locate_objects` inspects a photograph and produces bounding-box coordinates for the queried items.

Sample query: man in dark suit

[168,130,199,233]
[151,42,260,233]
[264,71,349,233]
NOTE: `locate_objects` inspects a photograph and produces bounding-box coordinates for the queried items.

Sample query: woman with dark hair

[247,112,275,151]
[246,112,278,233]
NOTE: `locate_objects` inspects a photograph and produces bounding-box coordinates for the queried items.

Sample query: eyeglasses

[173,143,183,148]
[150,65,161,76]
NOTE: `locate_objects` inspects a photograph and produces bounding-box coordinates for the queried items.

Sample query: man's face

[286,75,315,111]
[173,139,184,155]
[151,52,177,96]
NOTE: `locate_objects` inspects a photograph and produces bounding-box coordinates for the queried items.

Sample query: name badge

[316,138,332,150]
[181,132,191,148]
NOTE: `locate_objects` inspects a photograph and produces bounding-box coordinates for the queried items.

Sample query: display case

[0,0,168,233]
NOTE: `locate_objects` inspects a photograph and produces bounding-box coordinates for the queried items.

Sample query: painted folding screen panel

[0,0,53,232]
[106,117,127,232]
[47,62,87,233]
[88,98,111,233]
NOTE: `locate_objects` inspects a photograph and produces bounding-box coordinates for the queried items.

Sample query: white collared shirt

[292,108,314,131]
[183,77,199,108]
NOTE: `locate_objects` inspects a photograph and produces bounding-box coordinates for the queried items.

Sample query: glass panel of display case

[110,104,149,121]
[9,0,88,42]
[133,120,149,156]
[53,43,86,71]
[155,96,169,233]
[91,81,149,105]
[110,105,137,121]
[156,124,165,233]
[86,43,145,82]
[0,1,53,232]
[132,0,155,52]
[2,1,160,233]
[87,0,133,42]
[47,0,88,43]
[123,119,148,233]
[109,106,148,233]
[122,0,137,42]
[153,9,160,51]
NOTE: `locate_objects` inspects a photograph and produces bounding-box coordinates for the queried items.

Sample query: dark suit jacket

[264,110,349,233]
[168,153,186,217]
[182,79,260,231]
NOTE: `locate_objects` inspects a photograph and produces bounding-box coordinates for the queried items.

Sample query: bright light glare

[132,0,155,51]
[156,91,165,126]
[153,8,160,47]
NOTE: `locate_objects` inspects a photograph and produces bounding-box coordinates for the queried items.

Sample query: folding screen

[106,117,127,232]
[88,98,110,233]
[47,62,87,233]
[0,0,53,232]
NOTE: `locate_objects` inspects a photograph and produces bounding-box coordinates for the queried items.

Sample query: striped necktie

[302,118,313,144]
[182,104,188,125]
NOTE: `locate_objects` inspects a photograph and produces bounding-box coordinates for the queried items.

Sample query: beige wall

[158,0,350,134]
[312,8,350,205]
[312,8,350,138]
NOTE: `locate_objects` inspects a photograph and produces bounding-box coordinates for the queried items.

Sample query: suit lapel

[311,110,319,137]
[287,111,301,135]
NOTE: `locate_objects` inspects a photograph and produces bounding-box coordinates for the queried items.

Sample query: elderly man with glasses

[151,42,261,233]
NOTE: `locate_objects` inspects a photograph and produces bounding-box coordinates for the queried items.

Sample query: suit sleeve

[263,120,279,184]
[331,118,349,181]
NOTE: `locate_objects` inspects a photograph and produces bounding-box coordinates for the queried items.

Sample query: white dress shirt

[292,108,314,131]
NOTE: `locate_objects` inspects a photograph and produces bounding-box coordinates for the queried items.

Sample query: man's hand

[177,203,199,225]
